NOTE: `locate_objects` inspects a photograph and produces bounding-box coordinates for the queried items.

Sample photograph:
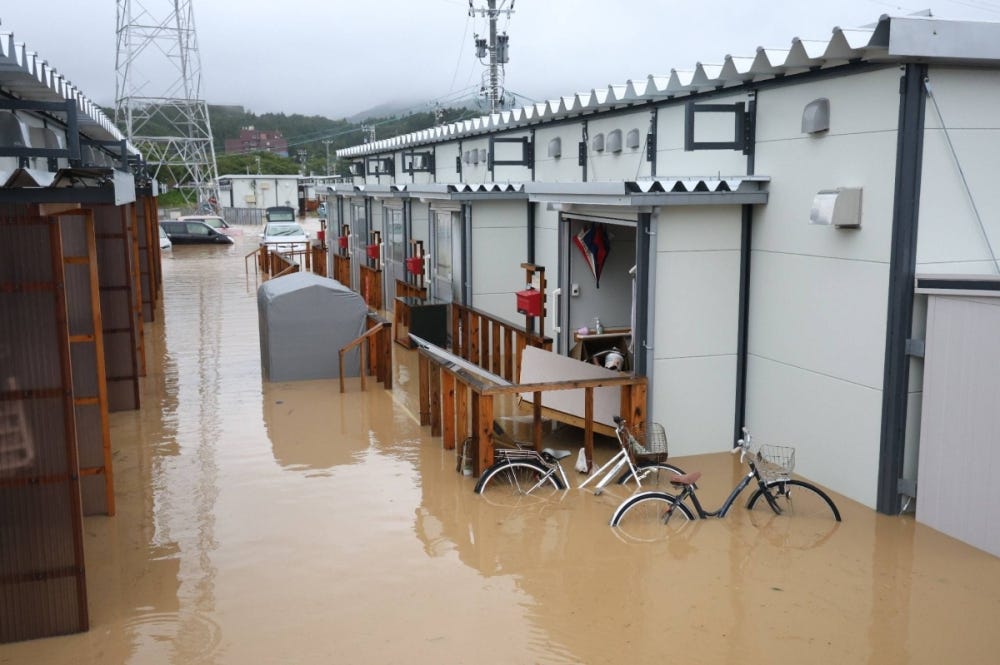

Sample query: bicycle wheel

[745,479,842,549]
[616,462,686,491]
[609,491,694,542]
[474,460,564,508]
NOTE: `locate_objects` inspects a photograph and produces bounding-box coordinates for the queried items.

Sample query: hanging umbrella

[573,224,610,288]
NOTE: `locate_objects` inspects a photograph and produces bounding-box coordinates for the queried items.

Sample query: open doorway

[559,214,638,371]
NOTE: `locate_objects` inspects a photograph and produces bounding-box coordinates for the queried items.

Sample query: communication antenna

[114,0,219,206]
[469,0,514,114]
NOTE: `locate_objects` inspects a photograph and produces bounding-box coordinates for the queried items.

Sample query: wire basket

[630,423,669,463]
[755,444,795,482]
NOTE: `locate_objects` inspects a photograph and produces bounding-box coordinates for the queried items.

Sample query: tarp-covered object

[257,273,368,382]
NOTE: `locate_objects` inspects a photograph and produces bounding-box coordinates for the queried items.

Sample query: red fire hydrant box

[516,288,542,317]
[405,256,425,275]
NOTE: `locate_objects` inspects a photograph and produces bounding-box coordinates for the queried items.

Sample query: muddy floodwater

[3,228,1000,665]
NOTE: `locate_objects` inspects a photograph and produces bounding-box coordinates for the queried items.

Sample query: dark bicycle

[610,427,841,541]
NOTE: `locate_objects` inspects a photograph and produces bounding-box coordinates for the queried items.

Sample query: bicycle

[609,427,842,542]
[473,416,685,506]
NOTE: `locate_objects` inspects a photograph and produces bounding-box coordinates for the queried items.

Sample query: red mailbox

[337,235,349,249]
[516,288,543,317]
[366,244,380,260]
[405,256,425,275]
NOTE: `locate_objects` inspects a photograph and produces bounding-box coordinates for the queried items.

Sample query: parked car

[260,221,309,253]
[160,220,234,245]
[159,224,172,251]
[177,214,241,236]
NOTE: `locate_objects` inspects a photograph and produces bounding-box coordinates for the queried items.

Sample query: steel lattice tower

[115,0,218,205]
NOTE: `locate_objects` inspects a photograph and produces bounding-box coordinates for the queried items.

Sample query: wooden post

[532,391,543,452]
[418,353,430,425]
[456,381,469,455]
[476,391,494,475]
[442,370,456,450]
[584,386,595,469]
[429,363,441,436]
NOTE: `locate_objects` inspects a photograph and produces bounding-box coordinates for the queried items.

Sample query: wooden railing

[333,254,350,285]
[245,244,318,279]
[359,265,383,310]
[451,302,552,383]
[417,344,646,476]
[339,314,392,392]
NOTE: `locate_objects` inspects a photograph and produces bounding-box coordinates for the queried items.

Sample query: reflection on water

[2,230,1000,664]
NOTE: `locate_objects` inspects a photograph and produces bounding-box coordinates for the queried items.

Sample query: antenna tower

[469,0,514,114]
[115,0,219,205]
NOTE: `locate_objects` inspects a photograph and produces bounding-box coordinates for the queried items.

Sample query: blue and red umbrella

[573,224,610,288]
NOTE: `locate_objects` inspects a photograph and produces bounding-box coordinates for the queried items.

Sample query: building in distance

[224,126,289,157]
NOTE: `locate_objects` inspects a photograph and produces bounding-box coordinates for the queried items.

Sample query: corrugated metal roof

[0,30,139,154]
[337,14,1000,159]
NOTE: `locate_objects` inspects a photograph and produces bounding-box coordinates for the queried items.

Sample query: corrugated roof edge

[0,29,141,157]
[336,14,1000,159]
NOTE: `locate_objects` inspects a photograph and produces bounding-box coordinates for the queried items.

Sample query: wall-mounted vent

[607,129,623,153]
[802,98,830,134]
[547,137,561,159]
[810,187,862,228]
[626,129,641,149]
[592,133,605,152]
[479,148,487,163]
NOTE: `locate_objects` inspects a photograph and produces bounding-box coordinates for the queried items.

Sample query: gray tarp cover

[257,272,368,382]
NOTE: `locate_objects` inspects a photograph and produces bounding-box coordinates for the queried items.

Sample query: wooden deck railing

[333,254,350,284]
[451,302,552,383]
[359,265,383,310]
[417,344,646,476]
[245,244,322,279]
[339,314,392,392]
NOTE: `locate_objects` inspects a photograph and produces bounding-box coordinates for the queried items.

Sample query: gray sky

[3,1,1000,120]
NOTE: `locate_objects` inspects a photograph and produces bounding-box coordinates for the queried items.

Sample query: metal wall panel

[93,205,140,411]
[917,295,1000,556]
[1,207,89,642]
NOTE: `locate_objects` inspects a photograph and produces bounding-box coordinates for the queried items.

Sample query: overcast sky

[4,1,1000,120]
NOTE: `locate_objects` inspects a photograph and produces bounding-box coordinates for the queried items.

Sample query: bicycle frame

[670,469,760,519]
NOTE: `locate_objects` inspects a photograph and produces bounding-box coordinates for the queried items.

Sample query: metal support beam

[877,63,928,515]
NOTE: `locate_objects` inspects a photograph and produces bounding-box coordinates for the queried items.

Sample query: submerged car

[177,214,242,236]
[159,224,172,251]
[260,221,309,253]
[160,220,234,245]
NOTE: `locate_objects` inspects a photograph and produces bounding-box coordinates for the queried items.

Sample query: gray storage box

[257,273,369,382]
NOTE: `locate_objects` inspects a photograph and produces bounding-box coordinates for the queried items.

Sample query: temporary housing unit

[1,28,155,641]
[257,272,369,382]
[335,13,1000,554]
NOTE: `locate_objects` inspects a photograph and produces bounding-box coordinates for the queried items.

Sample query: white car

[159,224,172,251]
[260,221,309,254]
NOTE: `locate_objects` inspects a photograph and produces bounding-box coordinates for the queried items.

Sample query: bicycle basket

[755,444,795,482]
[630,423,669,463]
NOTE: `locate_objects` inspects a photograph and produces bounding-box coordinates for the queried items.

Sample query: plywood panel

[517,345,620,428]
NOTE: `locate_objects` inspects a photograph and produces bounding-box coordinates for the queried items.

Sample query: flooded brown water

[3,228,1000,664]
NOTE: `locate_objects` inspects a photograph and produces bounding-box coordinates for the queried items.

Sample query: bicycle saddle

[669,471,702,487]
[541,448,573,462]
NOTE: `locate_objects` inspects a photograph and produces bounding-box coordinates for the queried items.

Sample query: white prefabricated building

[331,14,1000,556]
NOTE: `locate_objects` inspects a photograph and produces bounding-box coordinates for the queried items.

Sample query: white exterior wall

[655,95,750,175]
[652,206,743,456]
[585,110,652,181]
[918,68,1000,274]
[534,123,585,182]
[434,142,462,182]
[533,204,561,339]
[460,138,491,184]
[470,200,528,322]
[226,177,298,209]
[748,67,902,508]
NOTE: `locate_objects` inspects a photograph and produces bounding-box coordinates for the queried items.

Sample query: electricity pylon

[469,0,513,114]
[115,0,219,205]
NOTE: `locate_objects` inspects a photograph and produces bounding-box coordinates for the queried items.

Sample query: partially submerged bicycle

[610,427,841,541]
[473,416,684,506]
